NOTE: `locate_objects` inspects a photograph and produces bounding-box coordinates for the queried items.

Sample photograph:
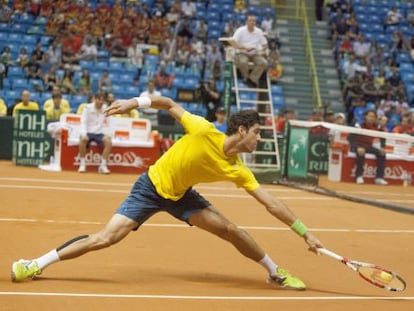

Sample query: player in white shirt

[78,93,112,174]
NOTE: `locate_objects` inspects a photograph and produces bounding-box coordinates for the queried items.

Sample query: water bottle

[403,171,409,187]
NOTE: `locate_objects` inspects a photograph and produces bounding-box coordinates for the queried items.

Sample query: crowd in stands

[327,0,414,135]
[0,0,282,124]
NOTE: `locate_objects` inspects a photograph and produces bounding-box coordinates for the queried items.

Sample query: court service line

[0,184,331,200]
[0,291,412,301]
[0,217,413,233]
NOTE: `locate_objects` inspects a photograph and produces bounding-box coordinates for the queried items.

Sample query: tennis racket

[318,248,406,292]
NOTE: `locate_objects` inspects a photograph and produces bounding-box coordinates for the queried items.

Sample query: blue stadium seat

[207,10,221,21]
[0,32,8,41]
[21,34,39,46]
[8,66,24,78]
[8,33,23,43]
[12,78,30,91]
[108,61,124,72]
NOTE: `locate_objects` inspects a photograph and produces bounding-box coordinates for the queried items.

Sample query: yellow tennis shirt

[148,111,260,201]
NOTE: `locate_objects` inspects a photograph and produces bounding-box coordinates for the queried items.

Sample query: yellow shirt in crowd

[12,101,39,117]
[148,111,259,201]
[43,98,71,112]
[0,98,7,116]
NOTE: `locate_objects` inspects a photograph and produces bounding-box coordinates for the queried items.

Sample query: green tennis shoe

[11,260,42,282]
[267,267,306,290]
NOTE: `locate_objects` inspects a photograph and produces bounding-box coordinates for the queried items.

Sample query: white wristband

[133,96,151,109]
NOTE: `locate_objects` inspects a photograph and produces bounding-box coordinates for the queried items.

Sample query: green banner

[12,110,50,166]
[287,127,309,177]
[222,61,232,118]
[307,132,329,174]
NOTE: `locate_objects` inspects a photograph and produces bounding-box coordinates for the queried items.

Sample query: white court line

[0,218,413,233]
[0,291,412,301]
[0,177,298,192]
[0,184,331,200]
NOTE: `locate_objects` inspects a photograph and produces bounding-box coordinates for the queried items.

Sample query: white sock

[259,254,278,276]
[80,158,86,166]
[101,159,107,166]
[35,249,60,270]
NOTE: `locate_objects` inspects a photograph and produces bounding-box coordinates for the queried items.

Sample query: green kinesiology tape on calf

[291,220,308,237]
[57,235,89,251]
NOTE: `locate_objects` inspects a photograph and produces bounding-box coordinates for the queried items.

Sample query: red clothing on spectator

[354,123,380,149]
[392,125,414,134]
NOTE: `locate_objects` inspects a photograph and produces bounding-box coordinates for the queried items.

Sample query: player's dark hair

[226,110,260,136]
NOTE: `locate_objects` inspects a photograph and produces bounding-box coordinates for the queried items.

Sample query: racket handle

[318,248,344,261]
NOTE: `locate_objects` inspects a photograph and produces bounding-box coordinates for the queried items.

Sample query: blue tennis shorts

[87,133,104,147]
[116,173,211,229]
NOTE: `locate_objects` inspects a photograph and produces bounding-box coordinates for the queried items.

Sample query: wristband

[133,96,151,109]
[291,219,308,237]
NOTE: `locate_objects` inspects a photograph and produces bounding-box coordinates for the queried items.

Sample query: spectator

[385,5,403,29]
[234,0,247,14]
[0,96,6,116]
[61,31,83,65]
[78,69,93,95]
[76,94,94,115]
[176,18,193,41]
[352,109,388,185]
[213,107,227,133]
[110,38,127,58]
[61,69,76,94]
[334,112,346,125]
[24,54,42,80]
[1,46,13,77]
[47,40,62,68]
[261,13,274,33]
[276,109,296,133]
[12,90,39,117]
[267,48,283,84]
[193,20,208,43]
[165,5,180,27]
[127,38,144,70]
[38,53,53,77]
[181,0,196,19]
[392,112,413,134]
[43,66,61,92]
[98,70,112,93]
[80,36,98,61]
[44,93,69,122]
[139,79,161,124]
[175,45,190,68]
[407,9,414,26]
[202,79,221,122]
[31,42,44,63]
[233,15,268,87]
[0,61,4,89]
[154,62,174,89]
[0,2,12,23]
[205,42,223,79]
[16,47,29,68]
[78,93,112,174]
[353,34,371,64]
[43,86,71,112]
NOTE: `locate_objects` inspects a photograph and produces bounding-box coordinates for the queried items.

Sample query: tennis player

[11,96,323,290]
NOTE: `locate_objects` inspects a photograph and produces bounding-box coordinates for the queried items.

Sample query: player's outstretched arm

[247,186,324,253]
[105,96,186,122]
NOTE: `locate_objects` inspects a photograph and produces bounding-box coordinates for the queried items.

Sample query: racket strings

[358,266,406,291]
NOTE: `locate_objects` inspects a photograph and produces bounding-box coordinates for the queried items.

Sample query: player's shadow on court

[160,270,292,290]
[306,286,381,297]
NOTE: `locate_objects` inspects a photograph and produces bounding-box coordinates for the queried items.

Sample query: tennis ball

[380,271,393,281]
